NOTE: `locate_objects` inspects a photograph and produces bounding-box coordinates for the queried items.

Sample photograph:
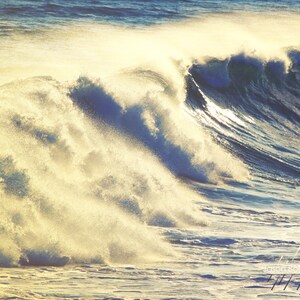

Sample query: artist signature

[263,246,300,291]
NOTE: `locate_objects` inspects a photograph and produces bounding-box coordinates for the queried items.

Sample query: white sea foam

[0,76,209,266]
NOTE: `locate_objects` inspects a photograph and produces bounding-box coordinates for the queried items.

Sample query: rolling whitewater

[0,1,299,299]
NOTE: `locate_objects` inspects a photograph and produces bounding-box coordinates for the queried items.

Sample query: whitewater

[0,2,300,299]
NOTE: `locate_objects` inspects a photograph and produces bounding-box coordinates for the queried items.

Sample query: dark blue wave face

[1,0,300,31]
[187,52,300,186]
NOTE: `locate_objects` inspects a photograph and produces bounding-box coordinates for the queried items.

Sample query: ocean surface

[0,0,300,299]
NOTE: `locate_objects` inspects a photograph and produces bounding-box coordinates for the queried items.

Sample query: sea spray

[0,76,208,266]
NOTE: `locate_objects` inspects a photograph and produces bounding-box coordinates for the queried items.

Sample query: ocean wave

[0,12,299,266]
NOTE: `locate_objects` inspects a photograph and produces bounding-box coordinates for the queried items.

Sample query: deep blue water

[1,0,300,29]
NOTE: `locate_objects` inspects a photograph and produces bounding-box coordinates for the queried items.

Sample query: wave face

[187,52,300,185]
[0,9,299,267]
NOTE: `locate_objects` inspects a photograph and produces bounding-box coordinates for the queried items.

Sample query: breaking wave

[0,12,299,266]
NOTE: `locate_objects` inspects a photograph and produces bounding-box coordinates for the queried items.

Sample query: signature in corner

[264,246,300,291]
